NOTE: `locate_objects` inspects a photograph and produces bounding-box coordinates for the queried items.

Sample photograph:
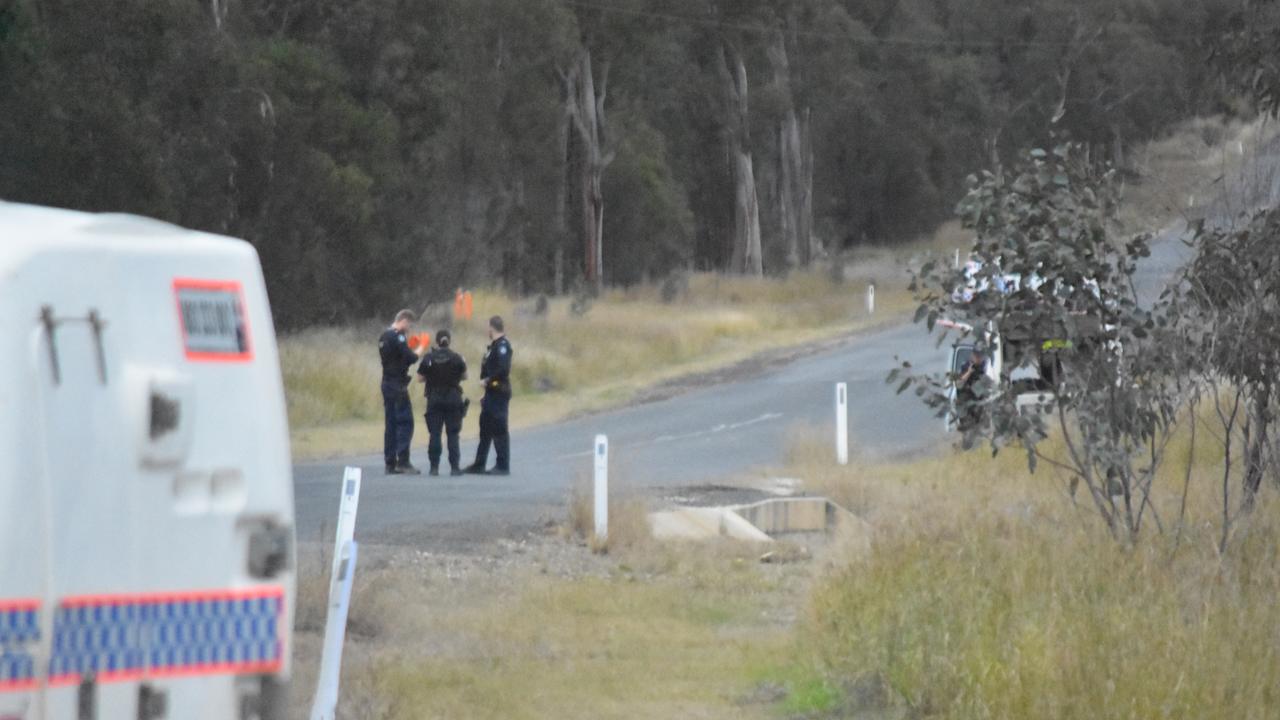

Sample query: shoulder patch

[499,346,507,355]
[398,334,407,343]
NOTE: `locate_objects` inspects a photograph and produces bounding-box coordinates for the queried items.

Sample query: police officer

[464,315,513,476]
[379,309,426,475]
[416,329,468,477]
[956,348,987,435]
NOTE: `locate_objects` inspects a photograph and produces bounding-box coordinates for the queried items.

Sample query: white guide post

[309,466,363,720]
[330,466,361,582]
[866,284,875,315]
[594,435,609,542]
[954,248,961,269]
[309,541,359,720]
[835,382,849,466]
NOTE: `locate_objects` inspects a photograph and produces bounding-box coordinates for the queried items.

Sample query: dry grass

[564,475,653,554]
[289,536,813,720]
[283,261,921,459]
[773,411,1280,719]
[1119,115,1280,231]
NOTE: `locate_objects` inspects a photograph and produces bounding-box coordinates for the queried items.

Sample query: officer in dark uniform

[416,329,468,477]
[379,309,426,475]
[955,348,988,435]
[464,315,513,475]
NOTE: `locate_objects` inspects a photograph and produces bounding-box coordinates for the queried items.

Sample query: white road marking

[557,412,784,459]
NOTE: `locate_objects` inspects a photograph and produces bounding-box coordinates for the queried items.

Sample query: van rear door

[31,275,142,718]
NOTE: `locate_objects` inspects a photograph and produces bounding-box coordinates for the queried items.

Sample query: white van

[940,320,1054,433]
[0,203,294,719]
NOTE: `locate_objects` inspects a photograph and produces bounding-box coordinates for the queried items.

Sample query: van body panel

[0,203,294,719]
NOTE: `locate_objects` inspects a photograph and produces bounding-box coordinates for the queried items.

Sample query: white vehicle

[0,203,294,720]
[941,320,1054,432]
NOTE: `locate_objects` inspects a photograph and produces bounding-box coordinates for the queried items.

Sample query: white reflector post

[331,467,362,582]
[310,541,359,720]
[866,284,875,315]
[835,383,849,466]
[309,466,363,720]
[594,435,609,542]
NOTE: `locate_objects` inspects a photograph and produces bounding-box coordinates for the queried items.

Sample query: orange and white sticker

[173,278,253,363]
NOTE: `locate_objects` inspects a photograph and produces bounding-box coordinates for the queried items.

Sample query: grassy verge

[1119,115,1279,231]
[290,530,818,720]
[284,252,930,460]
[768,414,1280,719]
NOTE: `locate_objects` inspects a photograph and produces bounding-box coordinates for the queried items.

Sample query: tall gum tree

[714,31,763,276]
[767,21,814,268]
[563,42,615,292]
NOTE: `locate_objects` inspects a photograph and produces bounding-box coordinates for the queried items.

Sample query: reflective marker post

[594,435,609,542]
[331,467,361,583]
[310,541,358,720]
[866,284,875,315]
[310,467,363,720]
[835,383,849,466]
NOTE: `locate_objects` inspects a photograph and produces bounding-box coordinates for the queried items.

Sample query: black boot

[494,434,511,475]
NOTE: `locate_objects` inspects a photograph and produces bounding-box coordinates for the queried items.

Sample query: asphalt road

[293,133,1279,548]
[292,318,949,546]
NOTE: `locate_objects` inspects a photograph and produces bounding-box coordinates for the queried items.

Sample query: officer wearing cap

[464,315,513,475]
[379,309,426,475]
[416,329,468,476]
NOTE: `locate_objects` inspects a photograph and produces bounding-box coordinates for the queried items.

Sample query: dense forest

[0,0,1237,326]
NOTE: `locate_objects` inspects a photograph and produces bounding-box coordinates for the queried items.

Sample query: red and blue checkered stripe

[0,600,40,692]
[0,587,284,692]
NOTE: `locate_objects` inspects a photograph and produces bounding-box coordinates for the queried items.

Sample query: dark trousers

[381,382,414,467]
[425,400,464,471]
[473,392,510,470]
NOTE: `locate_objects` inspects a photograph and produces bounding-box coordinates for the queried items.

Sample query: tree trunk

[769,30,814,268]
[1242,385,1271,512]
[512,175,526,295]
[580,147,603,290]
[566,45,613,293]
[717,38,763,276]
[210,0,228,29]
[554,87,572,296]
[777,123,798,268]
[731,143,763,275]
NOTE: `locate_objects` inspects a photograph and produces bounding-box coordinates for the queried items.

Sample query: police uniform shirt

[418,347,467,399]
[481,336,513,394]
[379,328,418,386]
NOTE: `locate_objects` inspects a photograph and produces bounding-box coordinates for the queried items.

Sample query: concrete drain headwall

[649,496,856,542]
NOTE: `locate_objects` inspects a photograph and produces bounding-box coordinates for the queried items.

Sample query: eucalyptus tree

[894,145,1189,543]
